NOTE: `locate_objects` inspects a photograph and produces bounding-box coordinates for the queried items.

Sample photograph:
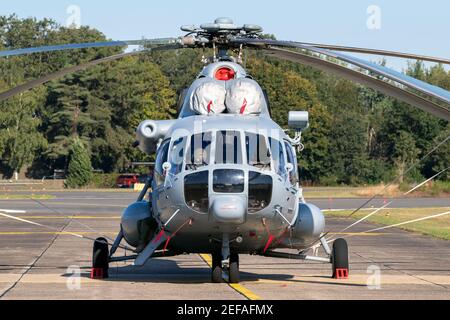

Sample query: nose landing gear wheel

[211,253,223,283]
[229,253,240,284]
[331,238,349,279]
[92,237,109,279]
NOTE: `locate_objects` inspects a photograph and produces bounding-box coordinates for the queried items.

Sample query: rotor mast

[180,17,263,63]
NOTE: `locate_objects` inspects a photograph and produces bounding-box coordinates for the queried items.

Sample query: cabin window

[215,131,243,164]
[213,169,245,193]
[169,137,187,176]
[184,171,209,213]
[248,172,272,213]
[245,132,271,170]
[186,132,213,170]
[284,141,299,184]
[269,138,286,176]
[155,140,170,185]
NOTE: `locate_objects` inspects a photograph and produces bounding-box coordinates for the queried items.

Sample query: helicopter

[0,17,449,284]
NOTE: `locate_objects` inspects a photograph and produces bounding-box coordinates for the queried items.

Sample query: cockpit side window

[186,132,213,170]
[169,137,187,176]
[284,141,299,184]
[269,138,286,176]
[215,131,243,165]
[155,140,170,185]
[245,132,271,170]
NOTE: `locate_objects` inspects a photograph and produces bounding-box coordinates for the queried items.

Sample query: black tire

[92,237,109,278]
[229,253,240,284]
[332,238,349,278]
[211,253,223,283]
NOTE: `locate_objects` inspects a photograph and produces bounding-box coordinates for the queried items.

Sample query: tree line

[0,15,448,186]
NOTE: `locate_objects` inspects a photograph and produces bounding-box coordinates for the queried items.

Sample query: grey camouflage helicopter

[1,18,449,284]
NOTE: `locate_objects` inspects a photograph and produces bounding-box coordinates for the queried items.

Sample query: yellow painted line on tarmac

[0,231,117,236]
[228,283,262,300]
[199,254,262,301]
[200,253,213,265]
[0,200,126,208]
[15,216,120,220]
[33,202,126,208]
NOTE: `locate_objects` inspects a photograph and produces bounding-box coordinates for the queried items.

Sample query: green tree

[66,138,93,188]
[44,77,94,160]
[0,86,47,178]
[424,127,450,180]
[393,131,420,183]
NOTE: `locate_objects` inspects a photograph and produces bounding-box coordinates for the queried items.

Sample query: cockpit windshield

[169,137,187,176]
[269,137,287,176]
[186,132,213,170]
[245,132,271,170]
[173,131,287,179]
[215,131,243,165]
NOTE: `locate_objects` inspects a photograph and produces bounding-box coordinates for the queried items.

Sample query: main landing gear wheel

[229,253,240,284]
[211,253,223,283]
[331,238,349,279]
[92,237,109,279]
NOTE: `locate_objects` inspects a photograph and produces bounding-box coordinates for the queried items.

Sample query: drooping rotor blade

[234,39,450,121]
[262,47,450,121]
[292,42,450,65]
[0,44,182,102]
[0,38,179,58]
[0,51,137,102]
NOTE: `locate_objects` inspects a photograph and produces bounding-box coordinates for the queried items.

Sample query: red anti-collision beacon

[215,67,235,81]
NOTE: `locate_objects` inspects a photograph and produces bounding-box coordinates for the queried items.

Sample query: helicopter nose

[211,196,246,225]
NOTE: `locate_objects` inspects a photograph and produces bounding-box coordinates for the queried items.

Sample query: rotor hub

[179,17,263,50]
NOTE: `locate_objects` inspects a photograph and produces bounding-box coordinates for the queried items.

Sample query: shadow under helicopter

[59,258,369,287]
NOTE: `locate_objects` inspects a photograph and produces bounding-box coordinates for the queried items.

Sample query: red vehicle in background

[116,174,139,188]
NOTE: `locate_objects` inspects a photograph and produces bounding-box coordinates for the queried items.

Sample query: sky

[1,0,449,71]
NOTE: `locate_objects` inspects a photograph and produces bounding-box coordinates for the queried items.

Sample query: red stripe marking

[152,229,166,244]
[263,235,275,253]
[240,98,248,114]
[162,219,192,255]
[163,236,172,255]
[207,100,213,113]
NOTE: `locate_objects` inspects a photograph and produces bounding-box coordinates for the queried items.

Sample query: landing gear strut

[91,237,109,279]
[211,233,241,283]
[211,252,240,283]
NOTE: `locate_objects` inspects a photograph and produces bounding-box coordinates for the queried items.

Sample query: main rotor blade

[262,47,450,121]
[293,42,450,65]
[0,38,178,58]
[235,39,450,103]
[0,51,138,102]
[0,44,182,102]
[235,39,450,120]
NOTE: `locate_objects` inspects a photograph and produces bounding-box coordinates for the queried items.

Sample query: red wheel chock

[334,268,349,279]
[90,268,106,279]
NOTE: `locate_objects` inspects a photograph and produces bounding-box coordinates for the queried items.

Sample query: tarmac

[0,192,449,300]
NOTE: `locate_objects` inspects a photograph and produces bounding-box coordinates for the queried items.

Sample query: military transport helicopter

[0,18,449,284]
